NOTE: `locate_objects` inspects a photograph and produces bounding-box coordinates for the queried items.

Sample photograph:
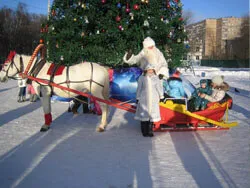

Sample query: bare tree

[0,3,46,63]
[0,7,15,60]
[183,10,195,25]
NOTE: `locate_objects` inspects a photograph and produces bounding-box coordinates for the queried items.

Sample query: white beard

[143,47,158,67]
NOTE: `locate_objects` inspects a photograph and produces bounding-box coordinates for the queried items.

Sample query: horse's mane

[15,54,32,62]
[13,54,40,66]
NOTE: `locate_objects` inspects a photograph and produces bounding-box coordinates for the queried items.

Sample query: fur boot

[141,121,148,137]
[148,122,154,137]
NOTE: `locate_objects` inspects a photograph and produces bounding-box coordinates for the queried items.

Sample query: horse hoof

[96,127,105,132]
[40,125,50,132]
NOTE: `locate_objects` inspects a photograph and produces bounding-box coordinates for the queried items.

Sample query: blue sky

[0,0,249,22]
[182,0,249,21]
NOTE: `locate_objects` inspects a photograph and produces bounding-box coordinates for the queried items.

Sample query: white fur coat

[135,74,164,122]
[123,47,169,78]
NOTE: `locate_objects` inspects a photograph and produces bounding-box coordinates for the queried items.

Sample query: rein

[2,55,24,79]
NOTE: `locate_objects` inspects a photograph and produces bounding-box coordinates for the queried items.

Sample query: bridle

[2,55,24,79]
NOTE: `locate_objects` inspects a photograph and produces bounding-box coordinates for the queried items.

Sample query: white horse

[0,54,109,132]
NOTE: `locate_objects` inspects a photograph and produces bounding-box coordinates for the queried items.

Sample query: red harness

[4,51,16,64]
[47,63,65,76]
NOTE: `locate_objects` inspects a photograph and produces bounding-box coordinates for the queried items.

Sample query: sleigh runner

[1,45,238,132]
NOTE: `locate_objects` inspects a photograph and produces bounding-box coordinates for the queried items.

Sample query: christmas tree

[41,0,187,68]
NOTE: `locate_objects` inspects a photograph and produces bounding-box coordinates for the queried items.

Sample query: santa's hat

[143,37,155,48]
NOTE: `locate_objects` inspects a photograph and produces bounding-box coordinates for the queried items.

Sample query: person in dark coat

[16,75,27,102]
[135,64,164,137]
[192,79,212,111]
[68,95,89,114]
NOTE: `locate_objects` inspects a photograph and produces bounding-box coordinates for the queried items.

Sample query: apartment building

[186,17,244,60]
[216,17,243,58]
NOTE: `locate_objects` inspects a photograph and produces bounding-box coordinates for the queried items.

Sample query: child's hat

[145,64,156,70]
[172,70,181,78]
[200,79,207,84]
[212,75,224,85]
[143,37,156,48]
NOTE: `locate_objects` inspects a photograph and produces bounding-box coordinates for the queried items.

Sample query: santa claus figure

[123,37,169,79]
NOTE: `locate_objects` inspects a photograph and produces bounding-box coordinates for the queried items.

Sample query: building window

[196,56,200,60]
[196,47,200,52]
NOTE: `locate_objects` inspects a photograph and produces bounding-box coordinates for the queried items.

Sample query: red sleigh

[153,94,237,131]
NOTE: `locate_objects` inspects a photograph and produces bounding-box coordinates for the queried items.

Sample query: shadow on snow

[0,110,153,188]
[0,86,17,93]
[0,101,41,127]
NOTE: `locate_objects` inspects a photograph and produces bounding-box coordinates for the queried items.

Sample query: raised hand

[126,49,133,60]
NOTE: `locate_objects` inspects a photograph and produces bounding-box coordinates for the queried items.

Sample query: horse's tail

[102,67,110,100]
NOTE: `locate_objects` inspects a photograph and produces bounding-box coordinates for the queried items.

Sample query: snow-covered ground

[0,66,249,188]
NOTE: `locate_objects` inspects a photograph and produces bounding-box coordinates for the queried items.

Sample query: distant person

[199,75,229,102]
[16,75,27,102]
[68,95,102,115]
[192,79,212,111]
[135,64,164,137]
[68,95,89,114]
[27,84,38,102]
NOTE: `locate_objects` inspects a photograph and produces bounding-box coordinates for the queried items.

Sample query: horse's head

[0,52,24,82]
